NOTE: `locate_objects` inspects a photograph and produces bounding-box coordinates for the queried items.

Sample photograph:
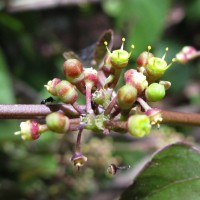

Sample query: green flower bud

[128,115,151,137]
[55,80,78,104]
[104,38,134,69]
[145,83,165,102]
[92,89,111,108]
[46,112,70,133]
[117,84,138,110]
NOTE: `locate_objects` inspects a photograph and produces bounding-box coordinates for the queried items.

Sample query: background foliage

[0,0,200,199]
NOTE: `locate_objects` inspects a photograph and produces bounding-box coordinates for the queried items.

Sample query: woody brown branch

[0,104,200,127]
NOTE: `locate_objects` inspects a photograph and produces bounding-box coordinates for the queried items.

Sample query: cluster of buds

[15,32,199,170]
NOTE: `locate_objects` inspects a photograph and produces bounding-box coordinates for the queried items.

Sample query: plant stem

[73,102,85,114]
[104,96,117,115]
[0,104,85,119]
[105,110,200,129]
[161,110,200,126]
[75,128,83,153]
[85,82,93,114]
[137,97,151,111]
[0,104,200,126]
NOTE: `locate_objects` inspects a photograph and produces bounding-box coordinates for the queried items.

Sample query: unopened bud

[117,84,138,110]
[46,112,70,133]
[55,80,78,104]
[44,78,61,96]
[14,120,47,141]
[125,69,148,94]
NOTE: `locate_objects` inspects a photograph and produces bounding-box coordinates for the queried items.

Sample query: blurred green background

[0,0,200,199]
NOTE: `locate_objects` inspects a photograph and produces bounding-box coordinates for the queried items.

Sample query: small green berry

[145,83,165,102]
[128,115,151,137]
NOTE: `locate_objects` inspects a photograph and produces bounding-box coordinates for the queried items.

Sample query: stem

[104,96,117,115]
[0,104,85,119]
[75,128,83,153]
[110,107,121,119]
[85,82,93,114]
[137,97,151,111]
[105,110,200,129]
[109,69,121,89]
[73,102,85,114]
[0,104,200,126]
[97,70,107,87]
[161,110,200,126]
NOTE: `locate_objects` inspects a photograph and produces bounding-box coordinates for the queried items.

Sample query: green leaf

[120,143,200,200]
[0,48,15,103]
[102,0,171,56]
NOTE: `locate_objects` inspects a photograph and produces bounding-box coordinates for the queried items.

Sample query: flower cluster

[15,32,198,170]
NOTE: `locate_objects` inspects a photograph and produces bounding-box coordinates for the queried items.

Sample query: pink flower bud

[136,51,154,67]
[176,46,198,64]
[14,120,47,141]
[124,69,148,94]
[84,68,98,87]
[44,78,61,96]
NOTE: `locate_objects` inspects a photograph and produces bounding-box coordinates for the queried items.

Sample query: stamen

[162,47,169,60]
[129,44,135,57]
[147,45,152,59]
[104,41,111,54]
[121,37,125,50]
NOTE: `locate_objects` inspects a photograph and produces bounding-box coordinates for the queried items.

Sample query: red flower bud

[63,59,83,78]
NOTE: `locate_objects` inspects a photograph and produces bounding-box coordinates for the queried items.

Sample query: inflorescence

[15,34,199,170]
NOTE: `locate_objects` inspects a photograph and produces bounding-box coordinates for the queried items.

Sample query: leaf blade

[120,143,200,200]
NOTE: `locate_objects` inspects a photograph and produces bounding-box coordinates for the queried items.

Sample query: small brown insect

[107,164,131,175]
